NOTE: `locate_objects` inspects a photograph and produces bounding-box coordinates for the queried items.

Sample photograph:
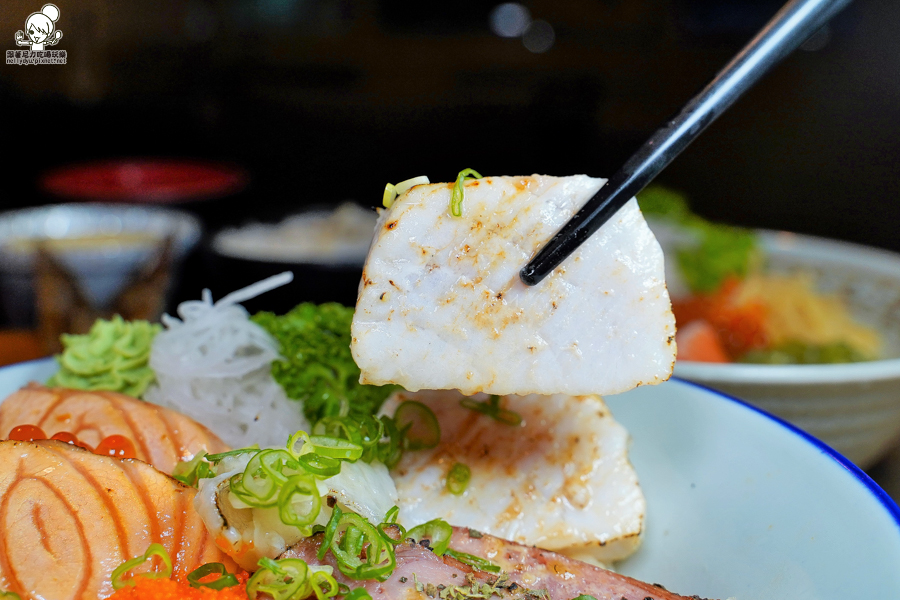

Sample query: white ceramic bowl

[0,203,201,326]
[3,358,899,598]
[654,225,900,468]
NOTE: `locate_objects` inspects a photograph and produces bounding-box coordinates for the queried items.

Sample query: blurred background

[0,0,898,322]
[5,0,900,481]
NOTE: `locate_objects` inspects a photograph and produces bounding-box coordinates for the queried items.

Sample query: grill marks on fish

[280,527,709,600]
[0,384,229,474]
[0,440,234,600]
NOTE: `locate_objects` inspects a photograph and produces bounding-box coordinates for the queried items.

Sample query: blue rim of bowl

[4,358,899,531]
[672,375,900,527]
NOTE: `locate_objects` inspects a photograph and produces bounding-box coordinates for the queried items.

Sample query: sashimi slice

[380,390,644,563]
[0,384,229,475]
[351,174,676,396]
[0,440,235,600]
[281,526,713,600]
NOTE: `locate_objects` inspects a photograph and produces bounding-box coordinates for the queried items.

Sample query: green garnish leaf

[450,169,483,217]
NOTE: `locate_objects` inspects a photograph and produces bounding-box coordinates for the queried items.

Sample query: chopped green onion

[383,505,399,524]
[394,401,441,451]
[299,452,343,477]
[394,176,430,196]
[278,473,322,528]
[406,518,453,555]
[247,557,309,600]
[344,588,373,600]
[569,596,599,600]
[446,463,471,495]
[460,395,522,426]
[110,544,173,589]
[377,505,407,547]
[309,568,340,600]
[187,563,240,590]
[383,183,398,208]
[0,591,21,600]
[320,506,397,581]
[450,169,482,217]
[444,549,501,573]
[310,436,364,461]
[205,446,260,463]
[384,176,430,209]
[172,452,212,487]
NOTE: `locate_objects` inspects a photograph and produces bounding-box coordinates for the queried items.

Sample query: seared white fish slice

[351,174,676,396]
[381,390,645,563]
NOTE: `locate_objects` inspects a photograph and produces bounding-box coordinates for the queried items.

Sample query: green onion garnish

[110,544,173,589]
[444,548,501,573]
[310,436,364,461]
[405,518,453,555]
[187,562,240,590]
[247,557,311,600]
[450,169,482,217]
[383,183,398,208]
[569,596,599,600]
[320,505,397,581]
[205,446,260,463]
[344,588,373,600]
[446,462,471,495]
[172,452,212,487]
[278,473,322,527]
[460,395,522,426]
[383,176,430,209]
[0,591,21,600]
[394,401,441,451]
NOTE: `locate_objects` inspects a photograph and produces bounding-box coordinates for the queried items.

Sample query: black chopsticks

[519,0,852,287]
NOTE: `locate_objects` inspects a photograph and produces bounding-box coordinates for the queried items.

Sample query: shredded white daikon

[145,272,310,449]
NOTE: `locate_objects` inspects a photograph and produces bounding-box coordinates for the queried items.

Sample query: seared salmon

[0,440,236,600]
[0,384,229,475]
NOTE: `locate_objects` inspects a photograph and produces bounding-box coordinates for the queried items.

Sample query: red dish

[40,159,249,204]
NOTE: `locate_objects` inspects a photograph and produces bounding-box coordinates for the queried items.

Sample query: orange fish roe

[107,571,251,600]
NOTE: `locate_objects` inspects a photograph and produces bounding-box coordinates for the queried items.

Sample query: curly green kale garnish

[251,303,399,424]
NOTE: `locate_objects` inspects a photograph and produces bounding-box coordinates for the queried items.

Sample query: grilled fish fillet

[381,390,644,563]
[282,526,712,600]
[351,174,676,396]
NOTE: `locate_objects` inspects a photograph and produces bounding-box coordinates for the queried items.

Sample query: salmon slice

[351,175,676,397]
[0,384,229,475]
[282,526,715,600]
[0,440,236,600]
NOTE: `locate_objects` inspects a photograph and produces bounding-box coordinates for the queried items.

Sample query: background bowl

[659,227,900,468]
[0,203,201,330]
